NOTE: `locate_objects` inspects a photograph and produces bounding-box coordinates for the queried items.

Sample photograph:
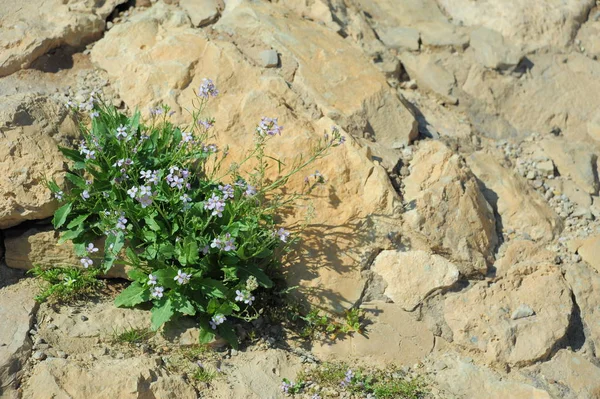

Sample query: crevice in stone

[551,292,588,359]
[106,0,137,24]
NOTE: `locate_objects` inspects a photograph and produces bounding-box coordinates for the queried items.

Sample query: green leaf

[64,172,87,189]
[217,323,239,350]
[127,269,147,281]
[73,161,87,170]
[144,215,160,232]
[103,232,125,273]
[114,282,149,307]
[58,146,85,163]
[67,213,90,229]
[183,236,199,265]
[153,268,178,289]
[157,243,174,261]
[130,110,141,136]
[151,298,174,331]
[57,227,84,244]
[125,247,141,264]
[52,202,72,229]
[241,264,273,288]
[198,325,216,344]
[173,295,196,316]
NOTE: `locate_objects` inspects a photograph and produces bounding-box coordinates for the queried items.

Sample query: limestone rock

[0,281,38,398]
[376,27,420,51]
[437,0,595,49]
[259,50,279,68]
[564,262,600,350]
[538,350,600,399]
[470,27,522,70]
[467,151,562,242]
[179,0,219,27]
[575,235,600,273]
[0,0,126,77]
[312,302,434,367]
[400,53,458,104]
[371,250,459,311]
[494,240,557,276]
[403,141,498,276]
[428,352,551,399]
[0,94,79,229]
[22,357,196,399]
[4,226,129,279]
[444,262,573,367]
[540,138,599,195]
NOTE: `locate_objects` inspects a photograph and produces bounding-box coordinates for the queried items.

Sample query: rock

[0,94,79,229]
[400,53,458,104]
[444,262,573,367]
[419,22,469,48]
[537,350,600,399]
[0,281,38,398]
[575,236,600,273]
[403,141,498,276]
[0,0,126,77]
[470,27,522,71]
[511,304,535,320]
[259,50,279,68]
[540,138,599,195]
[32,351,46,361]
[3,226,130,279]
[22,357,197,398]
[312,302,434,367]
[371,250,460,311]
[536,160,555,176]
[376,27,420,51]
[467,151,562,242]
[428,352,551,398]
[437,0,595,49]
[564,262,600,349]
[179,0,219,27]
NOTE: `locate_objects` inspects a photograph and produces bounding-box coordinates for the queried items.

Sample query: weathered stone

[179,0,219,27]
[376,27,420,51]
[470,27,522,70]
[437,0,595,49]
[22,357,196,399]
[564,262,600,350]
[4,226,129,279]
[467,151,562,242]
[371,250,459,311]
[444,262,572,367]
[428,352,551,399]
[537,350,600,399]
[312,301,434,367]
[0,94,79,229]
[540,138,598,195]
[0,281,38,398]
[419,22,469,48]
[511,304,535,320]
[403,141,498,276]
[258,50,279,68]
[575,235,600,273]
[0,0,126,77]
[400,53,458,104]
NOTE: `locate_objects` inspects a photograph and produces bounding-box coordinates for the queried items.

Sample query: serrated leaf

[65,173,87,189]
[67,213,90,229]
[52,202,72,229]
[57,227,84,244]
[151,298,174,331]
[114,282,149,307]
[58,146,85,163]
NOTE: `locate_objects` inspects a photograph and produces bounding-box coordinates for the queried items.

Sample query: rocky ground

[2,0,600,398]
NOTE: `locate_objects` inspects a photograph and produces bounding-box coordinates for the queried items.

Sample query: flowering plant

[48,80,344,348]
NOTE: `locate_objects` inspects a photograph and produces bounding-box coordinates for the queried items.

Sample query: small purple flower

[275,228,290,243]
[116,124,128,140]
[149,107,163,117]
[209,314,226,329]
[54,191,64,201]
[204,194,225,217]
[90,110,100,119]
[127,186,138,198]
[80,257,93,268]
[147,274,157,286]
[222,233,237,252]
[198,119,214,130]
[235,289,255,306]
[181,131,193,143]
[256,117,283,137]
[174,270,191,285]
[85,150,96,160]
[137,194,153,208]
[81,190,90,200]
[244,185,257,197]
[152,286,164,299]
[219,184,234,200]
[210,237,222,250]
[116,216,128,230]
[201,245,210,255]
[198,78,219,98]
[139,185,152,196]
[86,243,99,253]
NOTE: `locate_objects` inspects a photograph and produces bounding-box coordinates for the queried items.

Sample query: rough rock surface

[564,262,600,350]
[403,141,498,275]
[0,281,38,398]
[444,261,572,367]
[0,94,79,229]
[371,250,460,311]
[537,349,600,399]
[0,0,126,77]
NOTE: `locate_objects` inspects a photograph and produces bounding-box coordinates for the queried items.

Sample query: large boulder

[444,260,573,367]
[467,151,563,242]
[0,281,38,399]
[437,0,595,49]
[564,262,600,350]
[0,94,79,229]
[0,0,126,77]
[91,2,403,311]
[402,141,498,276]
[537,350,600,399]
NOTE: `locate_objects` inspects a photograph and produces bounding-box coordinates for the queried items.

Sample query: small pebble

[56,351,67,359]
[32,351,46,361]
[81,315,89,321]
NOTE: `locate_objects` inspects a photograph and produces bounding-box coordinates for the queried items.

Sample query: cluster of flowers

[339,369,355,388]
[147,269,192,300]
[203,181,255,218]
[80,243,99,269]
[66,91,99,119]
[256,117,284,137]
